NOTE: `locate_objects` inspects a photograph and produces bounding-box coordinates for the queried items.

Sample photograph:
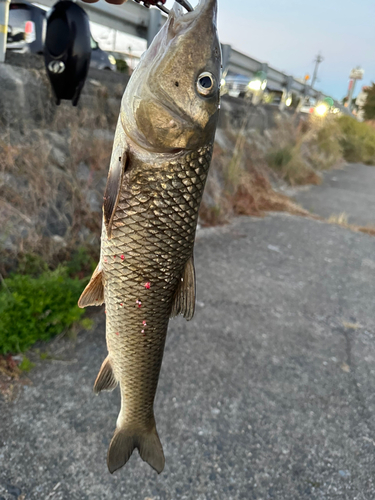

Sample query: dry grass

[342,321,362,330]
[327,212,375,237]
[199,114,337,226]
[0,354,31,402]
[0,73,124,275]
[266,114,344,184]
[0,122,114,274]
[327,212,349,225]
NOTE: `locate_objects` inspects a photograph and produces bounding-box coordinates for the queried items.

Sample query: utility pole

[311,53,324,90]
[0,0,10,63]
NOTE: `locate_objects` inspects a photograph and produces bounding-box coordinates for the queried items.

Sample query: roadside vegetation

[200,112,375,226]
[363,83,375,121]
[336,115,375,164]
[0,94,115,377]
[0,265,89,355]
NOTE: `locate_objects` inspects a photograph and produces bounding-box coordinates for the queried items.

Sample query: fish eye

[197,72,215,96]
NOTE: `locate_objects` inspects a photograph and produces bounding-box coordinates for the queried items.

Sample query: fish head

[121,0,221,152]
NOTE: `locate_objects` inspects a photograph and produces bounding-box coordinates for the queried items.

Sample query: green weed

[0,266,88,355]
[18,356,35,372]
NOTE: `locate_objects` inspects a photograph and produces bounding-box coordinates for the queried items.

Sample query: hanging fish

[79,0,221,474]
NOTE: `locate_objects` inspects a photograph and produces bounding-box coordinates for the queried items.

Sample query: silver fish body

[79,0,221,474]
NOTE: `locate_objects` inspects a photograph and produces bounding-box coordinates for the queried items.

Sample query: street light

[248,79,265,91]
[315,103,328,117]
[247,70,267,105]
[314,97,334,117]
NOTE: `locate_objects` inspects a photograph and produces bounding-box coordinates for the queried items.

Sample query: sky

[92,0,375,100]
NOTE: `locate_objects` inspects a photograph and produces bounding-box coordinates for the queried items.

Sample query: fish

[78,0,221,474]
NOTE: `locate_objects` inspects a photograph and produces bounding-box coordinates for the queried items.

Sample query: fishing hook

[134,0,194,14]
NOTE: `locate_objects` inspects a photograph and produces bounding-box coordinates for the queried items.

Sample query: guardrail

[221,44,342,109]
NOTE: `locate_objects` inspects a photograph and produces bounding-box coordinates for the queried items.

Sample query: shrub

[306,118,343,171]
[267,146,293,170]
[0,267,88,355]
[336,115,375,164]
[363,84,375,121]
[267,146,320,185]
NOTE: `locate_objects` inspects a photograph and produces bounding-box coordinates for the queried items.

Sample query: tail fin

[107,419,165,474]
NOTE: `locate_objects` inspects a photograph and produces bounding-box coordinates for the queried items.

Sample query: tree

[363,83,375,120]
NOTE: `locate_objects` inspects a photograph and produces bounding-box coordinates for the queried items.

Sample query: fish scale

[101,145,212,427]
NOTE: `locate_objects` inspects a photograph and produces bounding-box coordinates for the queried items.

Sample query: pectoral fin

[170,256,196,320]
[78,264,104,308]
[103,150,128,238]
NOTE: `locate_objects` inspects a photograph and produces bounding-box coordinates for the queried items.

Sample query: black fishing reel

[44,0,91,106]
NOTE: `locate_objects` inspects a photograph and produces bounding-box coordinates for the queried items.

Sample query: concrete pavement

[293,163,375,228]
[1,208,375,499]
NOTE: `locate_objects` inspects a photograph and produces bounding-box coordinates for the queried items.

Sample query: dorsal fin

[103,150,129,239]
[170,256,196,321]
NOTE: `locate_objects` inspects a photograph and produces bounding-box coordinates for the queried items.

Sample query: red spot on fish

[105,310,107,314]
[114,255,116,259]
[144,282,151,289]
[120,255,125,260]
[138,302,142,308]
[116,332,119,336]
[120,303,123,306]
[104,258,108,263]
[142,320,147,326]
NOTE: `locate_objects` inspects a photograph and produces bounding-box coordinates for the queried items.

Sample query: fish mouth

[169,0,217,30]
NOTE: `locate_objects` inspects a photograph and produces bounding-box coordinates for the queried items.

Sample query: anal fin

[78,263,104,308]
[93,356,118,394]
[170,255,196,321]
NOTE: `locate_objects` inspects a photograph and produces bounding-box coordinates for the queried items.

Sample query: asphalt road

[293,163,375,227]
[1,166,375,500]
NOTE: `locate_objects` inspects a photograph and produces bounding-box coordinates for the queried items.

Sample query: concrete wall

[1,52,296,134]
[1,52,129,130]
